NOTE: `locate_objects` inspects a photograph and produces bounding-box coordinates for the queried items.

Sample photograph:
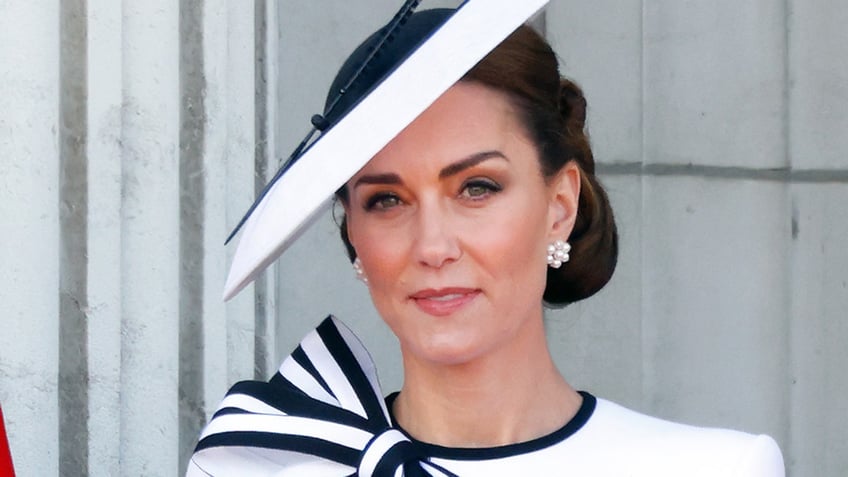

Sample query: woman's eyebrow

[353,150,507,189]
[352,172,402,189]
[439,150,507,179]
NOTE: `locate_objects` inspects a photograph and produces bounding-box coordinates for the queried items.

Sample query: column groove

[254,0,271,380]
[178,0,207,469]
[59,0,89,474]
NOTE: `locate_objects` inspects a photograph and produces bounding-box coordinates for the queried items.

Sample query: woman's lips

[410,288,480,316]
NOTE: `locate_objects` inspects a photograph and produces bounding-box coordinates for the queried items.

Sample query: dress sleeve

[185,457,212,477]
[732,434,785,477]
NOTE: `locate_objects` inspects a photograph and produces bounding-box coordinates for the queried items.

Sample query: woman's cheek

[356,225,409,283]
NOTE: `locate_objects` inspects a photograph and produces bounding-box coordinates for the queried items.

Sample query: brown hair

[336,23,618,306]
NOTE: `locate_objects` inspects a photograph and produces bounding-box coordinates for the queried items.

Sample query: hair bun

[559,79,587,129]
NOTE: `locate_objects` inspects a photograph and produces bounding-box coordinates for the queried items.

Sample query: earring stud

[546,240,571,269]
[352,257,368,283]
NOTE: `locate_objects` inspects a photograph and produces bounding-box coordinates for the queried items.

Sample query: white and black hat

[224,0,549,300]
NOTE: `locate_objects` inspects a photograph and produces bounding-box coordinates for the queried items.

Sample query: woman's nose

[411,202,461,269]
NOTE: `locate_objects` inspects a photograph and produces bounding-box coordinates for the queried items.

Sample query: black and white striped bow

[189,316,458,477]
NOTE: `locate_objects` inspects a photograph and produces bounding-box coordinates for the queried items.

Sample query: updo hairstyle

[334,16,618,306]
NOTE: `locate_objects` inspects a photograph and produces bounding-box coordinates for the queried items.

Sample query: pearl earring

[546,240,571,269]
[352,257,368,283]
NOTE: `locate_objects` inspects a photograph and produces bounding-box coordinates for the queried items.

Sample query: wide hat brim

[224,0,549,301]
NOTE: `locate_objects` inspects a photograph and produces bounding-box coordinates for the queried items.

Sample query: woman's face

[344,81,579,366]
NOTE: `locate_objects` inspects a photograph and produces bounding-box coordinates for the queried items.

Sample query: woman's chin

[401,332,496,368]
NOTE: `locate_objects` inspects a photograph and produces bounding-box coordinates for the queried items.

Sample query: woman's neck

[391,319,582,448]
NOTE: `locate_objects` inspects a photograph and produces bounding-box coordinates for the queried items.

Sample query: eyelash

[362,178,503,211]
[364,192,402,211]
[460,178,502,200]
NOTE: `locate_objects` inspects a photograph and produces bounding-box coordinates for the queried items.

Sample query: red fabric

[0,406,14,477]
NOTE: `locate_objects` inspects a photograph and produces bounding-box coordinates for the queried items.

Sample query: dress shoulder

[578,398,785,477]
[732,434,785,477]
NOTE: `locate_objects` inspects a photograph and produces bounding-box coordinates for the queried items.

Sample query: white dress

[187,317,784,476]
[397,392,784,476]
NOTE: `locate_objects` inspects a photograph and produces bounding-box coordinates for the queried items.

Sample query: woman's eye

[365,193,402,211]
[460,179,502,200]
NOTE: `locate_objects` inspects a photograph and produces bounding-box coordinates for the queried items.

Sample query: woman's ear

[547,161,581,240]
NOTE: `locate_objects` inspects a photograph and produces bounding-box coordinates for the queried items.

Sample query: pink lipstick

[410,287,480,316]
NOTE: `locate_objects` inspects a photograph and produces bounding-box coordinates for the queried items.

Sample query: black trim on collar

[384,391,597,461]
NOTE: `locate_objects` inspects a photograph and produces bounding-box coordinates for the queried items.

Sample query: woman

[189,5,784,476]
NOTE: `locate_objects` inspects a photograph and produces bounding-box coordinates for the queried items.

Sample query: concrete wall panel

[276,0,400,160]
[0,2,61,475]
[643,1,787,169]
[222,0,263,387]
[85,1,123,475]
[120,1,180,474]
[788,1,848,169]
[547,0,643,164]
[0,0,277,473]
[789,184,848,476]
[194,0,231,425]
[641,177,790,444]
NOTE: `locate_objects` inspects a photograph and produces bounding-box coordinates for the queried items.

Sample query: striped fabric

[188,316,457,477]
